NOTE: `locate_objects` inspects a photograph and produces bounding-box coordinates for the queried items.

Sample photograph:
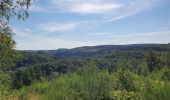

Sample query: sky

[10,0,170,50]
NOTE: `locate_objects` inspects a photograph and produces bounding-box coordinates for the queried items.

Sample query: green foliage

[0,27,16,71]
[0,1,32,98]
[145,50,167,72]
[0,0,33,71]
[0,0,32,22]
[167,51,170,67]
[30,80,48,94]
[0,71,13,99]
[161,67,170,81]
[109,90,142,100]
[1,42,170,99]
[115,60,137,91]
[13,69,32,89]
[143,79,170,100]
[41,63,115,100]
[12,60,170,100]
[10,48,170,100]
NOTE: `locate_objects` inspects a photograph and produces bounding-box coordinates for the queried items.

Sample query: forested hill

[2,43,170,99]
[32,44,170,58]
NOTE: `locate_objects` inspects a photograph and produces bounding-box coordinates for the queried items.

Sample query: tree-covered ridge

[1,44,168,99]
[36,44,170,58]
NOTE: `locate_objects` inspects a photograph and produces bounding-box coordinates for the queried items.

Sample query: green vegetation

[12,56,170,100]
[4,45,169,100]
[0,42,170,100]
[0,0,32,99]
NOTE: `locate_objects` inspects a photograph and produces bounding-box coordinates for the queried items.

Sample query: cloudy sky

[11,0,170,50]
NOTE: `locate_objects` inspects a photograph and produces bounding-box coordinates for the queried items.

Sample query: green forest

[1,44,170,100]
[0,0,170,100]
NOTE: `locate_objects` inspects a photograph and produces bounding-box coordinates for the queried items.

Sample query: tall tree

[0,0,33,71]
[167,51,170,67]
[146,50,159,72]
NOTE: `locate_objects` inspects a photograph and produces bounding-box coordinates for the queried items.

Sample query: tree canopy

[0,0,33,71]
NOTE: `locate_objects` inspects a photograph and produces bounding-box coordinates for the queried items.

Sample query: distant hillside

[12,43,170,94]
[32,44,170,58]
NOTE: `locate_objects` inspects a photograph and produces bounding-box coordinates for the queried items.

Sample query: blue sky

[11,0,170,50]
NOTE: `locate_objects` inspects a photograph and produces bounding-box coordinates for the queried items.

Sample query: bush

[109,90,142,100]
[143,79,170,100]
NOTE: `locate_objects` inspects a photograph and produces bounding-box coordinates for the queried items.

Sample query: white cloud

[68,3,122,14]
[29,5,49,13]
[49,0,160,21]
[87,32,112,36]
[105,31,170,44]
[13,28,31,37]
[24,28,33,32]
[37,22,79,32]
[50,0,123,14]
[106,0,160,22]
